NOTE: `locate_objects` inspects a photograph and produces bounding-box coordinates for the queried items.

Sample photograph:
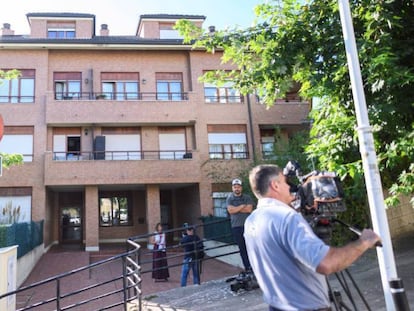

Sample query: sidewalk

[142,232,414,311]
[17,232,414,311]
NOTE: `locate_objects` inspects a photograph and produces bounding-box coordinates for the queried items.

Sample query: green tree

[0,69,24,168]
[176,0,414,214]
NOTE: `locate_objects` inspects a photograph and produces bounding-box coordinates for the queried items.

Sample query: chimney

[100,24,109,36]
[208,25,216,34]
[1,23,15,36]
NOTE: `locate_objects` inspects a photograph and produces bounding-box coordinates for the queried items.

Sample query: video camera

[283,161,346,243]
[226,270,259,292]
[283,160,346,218]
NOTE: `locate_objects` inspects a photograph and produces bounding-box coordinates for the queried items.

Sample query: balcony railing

[204,95,244,103]
[208,151,249,160]
[0,95,35,103]
[54,92,189,101]
[52,151,193,161]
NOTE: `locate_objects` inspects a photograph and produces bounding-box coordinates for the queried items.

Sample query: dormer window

[47,21,76,38]
[159,23,181,39]
[48,28,75,38]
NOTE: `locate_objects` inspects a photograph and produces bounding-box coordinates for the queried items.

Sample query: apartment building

[0,12,310,251]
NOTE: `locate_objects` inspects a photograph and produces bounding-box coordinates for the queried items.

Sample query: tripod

[327,267,371,311]
[311,217,373,311]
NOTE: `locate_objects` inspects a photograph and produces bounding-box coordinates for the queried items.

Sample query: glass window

[99,196,131,226]
[0,134,33,162]
[204,82,241,103]
[208,132,248,159]
[156,81,168,100]
[159,23,182,39]
[204,87,218,102]
[124,82,139,100]
[20,79,35,103]
[261,136,276,158]
[156,81,183,100]
[0,80,10,103]
[54,72,81,100]
[101,73,140,100]
[55,81,81,99]
[212,192,231,217]
[48,29,75,38]
[114,82,139,100]
[52,130,82,161]
[0,70,35,103]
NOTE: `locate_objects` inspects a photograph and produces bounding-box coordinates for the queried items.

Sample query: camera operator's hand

[359,229,382,248]
[317,228,382,275]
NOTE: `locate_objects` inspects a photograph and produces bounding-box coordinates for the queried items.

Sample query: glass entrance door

[61,206,82,243]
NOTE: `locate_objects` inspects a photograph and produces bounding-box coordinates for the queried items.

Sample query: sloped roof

[26,12,95,19]
[138,14,205,21]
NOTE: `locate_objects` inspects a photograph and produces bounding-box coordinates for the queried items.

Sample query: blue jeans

[180,257,200,286]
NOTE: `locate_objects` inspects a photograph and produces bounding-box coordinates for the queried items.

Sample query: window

[48,29,75,38]
[54,72,81,100]
[0,188,32,224]
[102,127,141,160]
[99,194,131,226]
[0,69,35,103]
[158,127,186,159]
[261,136,275,158]
[0,126,34,162]
[156,73,183,100]
[204,82,241,103]
[260,128,289,159]
[207,125,248,159]
[159,23,182,39]
[52,128,81,160]
[101,73,139,100]
[212,192,231,217]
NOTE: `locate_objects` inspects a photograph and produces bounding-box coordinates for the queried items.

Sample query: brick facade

[0,13,310,250]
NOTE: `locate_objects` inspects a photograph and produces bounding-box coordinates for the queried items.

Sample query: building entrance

[60,206,82,243]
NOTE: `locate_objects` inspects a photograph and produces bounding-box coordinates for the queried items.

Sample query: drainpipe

[246,92,256,162]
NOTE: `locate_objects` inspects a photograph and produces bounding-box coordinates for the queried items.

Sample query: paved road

[142,232,414,311]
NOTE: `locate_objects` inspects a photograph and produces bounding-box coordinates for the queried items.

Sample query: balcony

[51,150,193,161]
[45,92,194,125]
[44,151,200,186]
[252,100,311,125]
[54,92,189,101]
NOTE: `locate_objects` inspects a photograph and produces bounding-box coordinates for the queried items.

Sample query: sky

[0,0,265,35]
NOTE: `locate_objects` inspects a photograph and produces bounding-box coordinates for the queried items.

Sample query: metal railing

[208,151,249,160]
[0,239,141,311]
[54,92,189,101]
[52,150,193,161]
[204,95,244,103]
[0,218,237,311]
[129,218,237,278]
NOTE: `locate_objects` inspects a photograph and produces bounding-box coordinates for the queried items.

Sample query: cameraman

[244,164,381,311]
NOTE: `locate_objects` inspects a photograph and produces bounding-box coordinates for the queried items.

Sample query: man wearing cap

[226,178,255,272]
[180,225,203,286]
